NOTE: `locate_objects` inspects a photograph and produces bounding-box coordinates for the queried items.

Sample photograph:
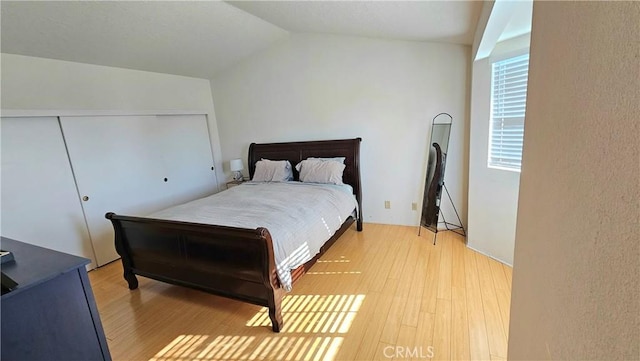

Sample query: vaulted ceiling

[1,1,484,79]
[229,1,482,44]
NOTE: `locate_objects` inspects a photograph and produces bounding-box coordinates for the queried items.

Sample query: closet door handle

[82,196,89,202]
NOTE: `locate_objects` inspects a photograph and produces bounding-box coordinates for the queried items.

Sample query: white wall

[211,33,470,227]
[467,34,530,266]
[509,2,639,359]
[0,53,223,188]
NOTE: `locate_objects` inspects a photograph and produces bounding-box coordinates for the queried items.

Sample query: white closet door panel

[154,114,218,204]
[61,116,175,266]
[0,117,96,267]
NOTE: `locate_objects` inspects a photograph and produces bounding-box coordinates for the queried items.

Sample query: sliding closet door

[0,117,96,266]
[61,115,168,266]
[60,115,217,266]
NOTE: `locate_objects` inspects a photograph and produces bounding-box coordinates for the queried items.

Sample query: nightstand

[226,180,244,189]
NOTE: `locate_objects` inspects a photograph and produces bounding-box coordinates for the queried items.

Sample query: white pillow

[295,159,345,185]
[252,159,293,182]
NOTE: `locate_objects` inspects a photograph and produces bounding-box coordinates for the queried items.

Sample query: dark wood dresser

[0,237,111,361]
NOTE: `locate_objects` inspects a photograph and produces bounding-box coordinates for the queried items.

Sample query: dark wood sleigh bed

[105,138,363,332]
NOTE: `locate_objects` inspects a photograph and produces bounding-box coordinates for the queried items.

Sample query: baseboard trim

[466,244,513,267]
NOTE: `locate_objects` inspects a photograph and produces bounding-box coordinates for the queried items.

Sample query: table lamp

[230,159,244,181]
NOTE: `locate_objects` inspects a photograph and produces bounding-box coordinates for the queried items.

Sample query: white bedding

[148,181,358,291]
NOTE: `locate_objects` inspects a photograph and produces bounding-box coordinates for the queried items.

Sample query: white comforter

[148,181,358,291]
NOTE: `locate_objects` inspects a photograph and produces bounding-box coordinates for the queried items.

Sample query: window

[489,53,529,171]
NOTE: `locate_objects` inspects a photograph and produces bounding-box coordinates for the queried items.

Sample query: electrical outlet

[384,200,391,209]
[412,202,418,211]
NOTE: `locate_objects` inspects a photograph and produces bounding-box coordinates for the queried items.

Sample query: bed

[105,138,363,332]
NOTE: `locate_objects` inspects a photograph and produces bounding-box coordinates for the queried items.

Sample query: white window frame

[488,50,530,172]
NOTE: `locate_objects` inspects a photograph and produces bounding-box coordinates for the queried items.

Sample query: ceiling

[228,1,482,44]
[498,0,533,42]
[1,1,483,79]
[0,1,288,79]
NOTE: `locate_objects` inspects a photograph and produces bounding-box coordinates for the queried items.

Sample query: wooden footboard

[106,212,286,332]
[106,212,356,332]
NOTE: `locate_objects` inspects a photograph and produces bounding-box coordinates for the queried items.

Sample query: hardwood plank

[420,238,441,314]
[356,224,399,294]
[333,292,380,360]
[394,325,417,361]
[489,257,510,291]
[475,252,509,359]
[379,295,409,344]
[495,288,512,340]
[451,286,471,361]
[413,312,436,361]
[401,233,430,328]
[395,227,422,298]
[354,292,397,360]
[464,246,492,361]
[432,298,451,361]
[502,263,513,291]
[374,341,394,361]
[437,234,453,301]
[382,237,412,289]
[451,232,467,289]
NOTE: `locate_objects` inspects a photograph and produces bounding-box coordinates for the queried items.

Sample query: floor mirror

[419,113,465,244]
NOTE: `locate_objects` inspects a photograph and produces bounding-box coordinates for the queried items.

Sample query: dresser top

[1,237,90,299]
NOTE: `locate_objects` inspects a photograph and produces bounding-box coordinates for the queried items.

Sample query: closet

[1,114,218,267]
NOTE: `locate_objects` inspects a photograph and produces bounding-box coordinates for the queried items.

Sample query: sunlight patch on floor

[246,294,365,334]
[149,335,343,361]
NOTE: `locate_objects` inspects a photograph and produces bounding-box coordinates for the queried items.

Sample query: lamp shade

[230,159,244,172]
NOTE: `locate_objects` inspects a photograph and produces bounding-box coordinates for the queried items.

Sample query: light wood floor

[88,223,512,361]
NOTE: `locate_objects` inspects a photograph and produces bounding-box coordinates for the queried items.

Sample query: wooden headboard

[248,138,363,230]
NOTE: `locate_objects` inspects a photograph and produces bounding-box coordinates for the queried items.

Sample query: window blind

[489,53,529,170]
